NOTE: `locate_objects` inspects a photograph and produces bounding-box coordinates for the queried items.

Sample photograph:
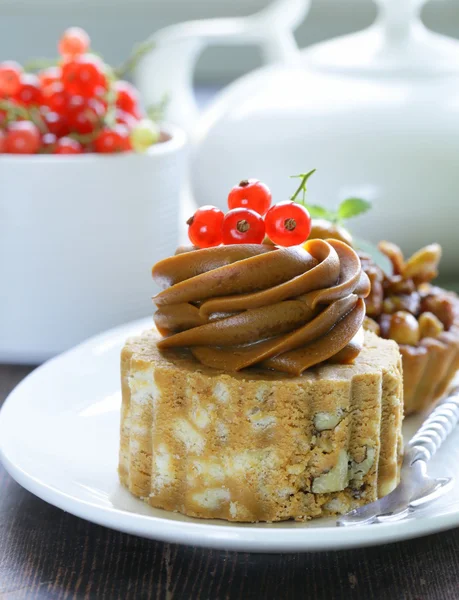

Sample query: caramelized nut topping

[382,293,420,315]
[403,244,441,284]
[383,275,416,296]
[360,241,455,347]
[388,311,420,345]
[420,293,455,330]
[378,241,405,275]
[418,312,444,339]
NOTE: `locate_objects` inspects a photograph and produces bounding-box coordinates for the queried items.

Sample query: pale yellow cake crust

[119,330,403,522]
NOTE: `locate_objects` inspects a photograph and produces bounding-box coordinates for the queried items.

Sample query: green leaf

[303,204,335,220]
[354,238,393,276]
[337,198,372,220]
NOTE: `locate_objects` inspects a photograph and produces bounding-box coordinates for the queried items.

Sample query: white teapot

[137,0,459,274]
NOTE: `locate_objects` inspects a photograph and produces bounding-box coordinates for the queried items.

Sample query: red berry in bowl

[15,74,42,106]
[58,27,90,58]
[0,130,6,153]
[94,124,132,153]
[67,98,104,135]
[39,66,61,90]
[54,136,83,154]
[42,82,69,114]
[222,208,265,245]
[4,121,41,154]
[264,201,311,247]
[43,111,69,137]
[115,108,138,129]
[41,132,57,152]
[0,61,22,96]
[227,179,272,216]
[187,206,224,248]
[62,54,106,97]
[115,80,140,115]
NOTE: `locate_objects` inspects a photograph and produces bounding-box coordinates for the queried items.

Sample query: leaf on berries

[355,238,393,276]
[337,198,371,220]
[303,204,334,220]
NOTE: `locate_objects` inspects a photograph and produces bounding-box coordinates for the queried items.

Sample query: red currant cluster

[0,28,159,155]
[188,179,312,248]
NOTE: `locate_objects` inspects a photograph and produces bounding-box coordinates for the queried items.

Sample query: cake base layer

[119,330,403,522]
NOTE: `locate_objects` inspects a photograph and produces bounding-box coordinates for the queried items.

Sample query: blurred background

[2,0,459,362]
[1,0,459,88]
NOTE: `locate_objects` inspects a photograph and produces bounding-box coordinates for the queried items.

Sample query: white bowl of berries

[0,28,187,363]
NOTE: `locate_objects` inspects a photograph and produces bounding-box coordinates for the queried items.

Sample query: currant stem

[114,39,156,79]
[290,168,316,204]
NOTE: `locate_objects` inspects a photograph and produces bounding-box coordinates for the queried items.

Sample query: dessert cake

[119,235,404,522]
[361,242,459,415]
[119,328,402,522]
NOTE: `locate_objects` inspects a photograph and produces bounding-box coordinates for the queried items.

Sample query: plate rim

[1,318,459,553]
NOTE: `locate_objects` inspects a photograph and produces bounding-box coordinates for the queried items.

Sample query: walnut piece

[312,450,349,493]
[314,409,344,432]
[349,447,376,487]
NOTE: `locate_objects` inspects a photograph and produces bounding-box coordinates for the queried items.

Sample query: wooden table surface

[1,365,459,600]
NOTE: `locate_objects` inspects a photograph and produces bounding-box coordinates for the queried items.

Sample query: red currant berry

[227,179,272,216]
[42,81,69,114]
[264,201,312,247]
[94,124,132,153]
[67,98,104,135]
[62,54,105,97]
[39,66,61,90]
[187,206,224,248]
[115,80,139,115]
[4,121,41,154]
[0,61,22,96]
[222,208,265,245]
[54,136,83,154]
[115,108,138,129]
[129,105,144,120]
[41,132,57,153]
[43,111,69,137]
[59,27,90,58]
[15,74,42,106]
[0,130,6,153]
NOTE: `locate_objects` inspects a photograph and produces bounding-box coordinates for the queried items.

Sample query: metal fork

[337,388,459,527]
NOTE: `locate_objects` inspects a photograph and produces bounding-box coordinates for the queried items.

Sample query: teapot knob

[374,0,427,40]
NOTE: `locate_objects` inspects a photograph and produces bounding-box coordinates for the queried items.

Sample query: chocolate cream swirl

[152,239,370,376]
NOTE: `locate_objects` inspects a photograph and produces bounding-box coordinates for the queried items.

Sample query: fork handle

[408,387,459,463]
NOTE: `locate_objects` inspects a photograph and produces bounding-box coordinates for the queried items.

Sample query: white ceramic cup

[0,124,187,363]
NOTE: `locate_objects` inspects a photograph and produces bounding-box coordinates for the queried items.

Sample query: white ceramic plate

[1,318,459,553]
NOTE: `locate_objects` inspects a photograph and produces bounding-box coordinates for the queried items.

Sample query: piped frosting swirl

[152,239,370,375]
